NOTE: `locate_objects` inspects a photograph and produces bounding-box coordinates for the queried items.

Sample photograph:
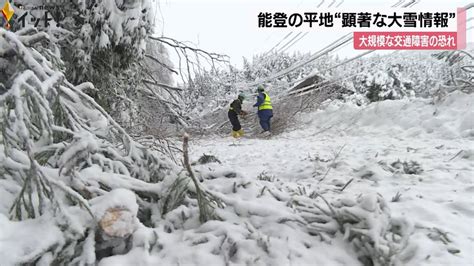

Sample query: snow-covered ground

[187,91,473,265]
[1,92,472,265]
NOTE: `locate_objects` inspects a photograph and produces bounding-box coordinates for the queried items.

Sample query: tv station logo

[1,0,67,29]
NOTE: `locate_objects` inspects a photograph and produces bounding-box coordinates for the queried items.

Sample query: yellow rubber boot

[231,130,239,138]
[238,129,244,137]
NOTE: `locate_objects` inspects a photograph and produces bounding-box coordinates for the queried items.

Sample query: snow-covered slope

[186,92,473,265]
[299,91,474,139]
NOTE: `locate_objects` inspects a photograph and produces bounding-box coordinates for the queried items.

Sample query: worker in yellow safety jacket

[253,85,273,135]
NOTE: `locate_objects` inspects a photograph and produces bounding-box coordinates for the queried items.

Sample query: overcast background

[156,0,473,68]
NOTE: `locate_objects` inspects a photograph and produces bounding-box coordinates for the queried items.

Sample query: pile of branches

[203,81,350,137]
[294,192,413,266]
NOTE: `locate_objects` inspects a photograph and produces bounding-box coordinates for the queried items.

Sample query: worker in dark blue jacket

[253,85,273,135]
[228,93,247,138]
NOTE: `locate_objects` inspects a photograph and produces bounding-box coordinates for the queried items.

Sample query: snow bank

[297,91,474,139]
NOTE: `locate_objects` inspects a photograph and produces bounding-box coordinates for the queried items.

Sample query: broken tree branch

[149,36,229,63]
[319,144,346,183]
[183,133,215,223]
[142,82,188,127]
[142,79,182,92]
[339,178,354,192]
[144,54,178,75]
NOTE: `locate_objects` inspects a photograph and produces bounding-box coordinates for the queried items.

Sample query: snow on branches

[0,27,184,263]
[295,192,414,266]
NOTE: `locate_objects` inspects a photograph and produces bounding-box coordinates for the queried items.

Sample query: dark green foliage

[196,153,221,165]
[391,159,423,175]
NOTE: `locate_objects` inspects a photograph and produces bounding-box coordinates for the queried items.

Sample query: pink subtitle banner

[353,8,466,50]
[354,32,458,50]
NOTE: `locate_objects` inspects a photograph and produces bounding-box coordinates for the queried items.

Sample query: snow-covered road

[190,92,474,265]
